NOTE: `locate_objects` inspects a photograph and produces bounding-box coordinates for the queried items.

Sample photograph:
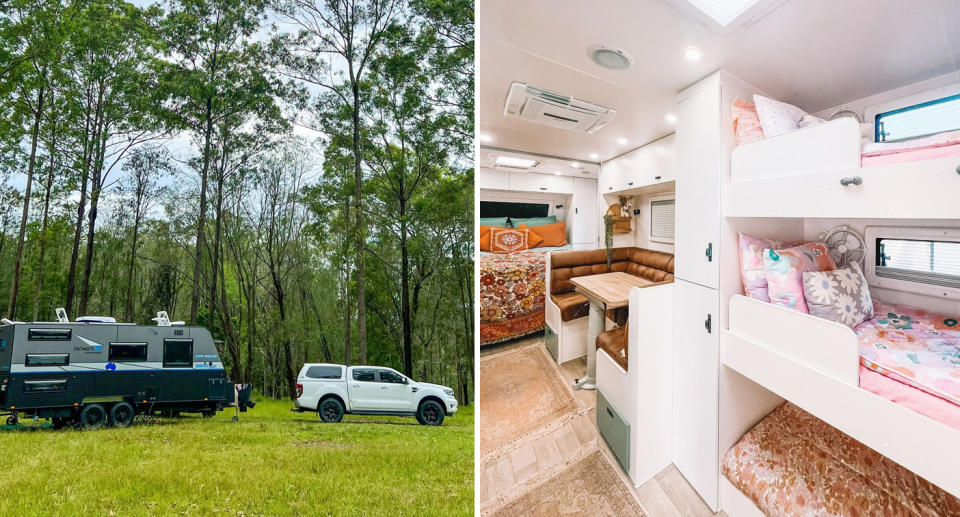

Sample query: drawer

[597,389,630,473]
[544,325,559,362]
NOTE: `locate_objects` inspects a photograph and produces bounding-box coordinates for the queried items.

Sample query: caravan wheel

[109,402,135,428]
[79,404,107,430]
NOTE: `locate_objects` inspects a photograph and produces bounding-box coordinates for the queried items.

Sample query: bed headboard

[479,201,550,219]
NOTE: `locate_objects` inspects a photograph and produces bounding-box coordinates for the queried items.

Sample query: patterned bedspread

[856,300,960,406]
[479,252,546,345]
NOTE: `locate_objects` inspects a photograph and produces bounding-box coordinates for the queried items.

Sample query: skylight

[684,0,763,26]
[495,156,538,169]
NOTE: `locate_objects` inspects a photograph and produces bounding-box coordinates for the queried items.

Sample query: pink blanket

[861,142,960,167]
[861,129,960,156]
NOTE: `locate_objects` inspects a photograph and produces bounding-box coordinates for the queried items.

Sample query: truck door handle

[380,386,388,389]
[411,387,418,393]
[352,384,360,388]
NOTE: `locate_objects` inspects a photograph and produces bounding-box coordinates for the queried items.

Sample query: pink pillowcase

[732,98,764,145]
[739,233,793,301]
[763,243,836,313]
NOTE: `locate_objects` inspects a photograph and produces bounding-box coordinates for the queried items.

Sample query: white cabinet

[672,279,719,511]
[570,177,597,246]
[508,171,574,194]
[601,134,676,194]
[674,80,720,289]
[477,167,509,190]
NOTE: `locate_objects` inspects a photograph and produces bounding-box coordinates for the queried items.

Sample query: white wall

[813,71,960,122]
[600,191,676,253]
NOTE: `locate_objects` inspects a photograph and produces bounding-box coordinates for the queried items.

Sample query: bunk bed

[726,118,960,219]
[723,294,960,499]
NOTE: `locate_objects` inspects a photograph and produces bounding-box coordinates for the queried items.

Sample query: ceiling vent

[503,82,617,134]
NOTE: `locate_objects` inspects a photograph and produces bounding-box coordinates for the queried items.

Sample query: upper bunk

[726,117,960,219]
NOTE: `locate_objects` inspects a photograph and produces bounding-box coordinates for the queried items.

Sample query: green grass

[0,397,474,516]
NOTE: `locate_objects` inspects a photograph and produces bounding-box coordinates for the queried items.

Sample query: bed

[479,251,549,346]
[861,129,960,167]
[722,402,960,516]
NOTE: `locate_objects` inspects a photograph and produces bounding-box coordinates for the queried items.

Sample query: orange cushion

[515,224,545,248]
[479,225,491,252]
[490,228,530,253]
[524,221,567,247]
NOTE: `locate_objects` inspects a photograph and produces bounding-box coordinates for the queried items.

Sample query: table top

[569,272,653,309]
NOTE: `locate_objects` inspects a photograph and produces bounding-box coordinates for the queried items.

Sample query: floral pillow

[802,263,874,328]
[489,228,530,253]
[763,243,836,313]
[739,233,795,301]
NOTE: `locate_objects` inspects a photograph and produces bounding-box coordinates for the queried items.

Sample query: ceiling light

[665,113,677,123]
[684,0,763,26]
[478,133,493,143]
[683,47,703,61]
[570,162,581,169]
[587,44,634,71]
[617,137,628,145]
[589,153,599,160]
[495,156,538,169]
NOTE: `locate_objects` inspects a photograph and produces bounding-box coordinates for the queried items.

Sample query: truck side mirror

[402,377,409,384]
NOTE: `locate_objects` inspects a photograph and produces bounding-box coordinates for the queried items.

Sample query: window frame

[27,328,72,341]
[24,379,67,392]
[864,226,960,300]
[25,353,70,367]
[649,195,676,245]
[873,92,960,143]
[351,368,376,382]
[305,365,343,380]
[162,338,193,368]
[109,342,148,362]
[376,369,406,384]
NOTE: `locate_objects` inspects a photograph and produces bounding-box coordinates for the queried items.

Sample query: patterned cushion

[803,263,874,328]
[739,233,793,302]
[753,94,810,138]
[764,243,836,313]
[731,97,764,145]
[490,228,530,253]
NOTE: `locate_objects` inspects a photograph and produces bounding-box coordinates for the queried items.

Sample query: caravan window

[875,93,960,142]
[109,343,148,362]
[162,339,193,368]
[876,238,960,289]
[28,328,71,341]
[24,379,67,392]
[25,353,69,367]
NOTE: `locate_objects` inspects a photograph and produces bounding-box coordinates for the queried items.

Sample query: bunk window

[109,342,148,362]
[650,199,676,242]
[24,379,66,392]
[305,365,342,379]
[875,93,960,142]
[27,328,71,341]
[876,238,960,289]
[162,339,193,368]
[25,353,69,367]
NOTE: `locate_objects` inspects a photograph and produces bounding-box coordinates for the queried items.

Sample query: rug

[490,450,645,517]
[478,345,579,457]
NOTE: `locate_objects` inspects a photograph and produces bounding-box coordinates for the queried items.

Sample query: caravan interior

[476,0,960,515]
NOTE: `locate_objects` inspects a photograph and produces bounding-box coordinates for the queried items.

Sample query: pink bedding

[860,366,960,431]
[861,142,960,167]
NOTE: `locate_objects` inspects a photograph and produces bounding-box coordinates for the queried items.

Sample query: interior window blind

[876,238,960,289]
[875,93,960,142]
[650,199,676,240]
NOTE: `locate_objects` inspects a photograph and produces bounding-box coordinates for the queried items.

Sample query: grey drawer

[544,325,559,362]
[597,389,630,473]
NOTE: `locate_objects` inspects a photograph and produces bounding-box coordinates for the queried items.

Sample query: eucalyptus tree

[273,0,403,364]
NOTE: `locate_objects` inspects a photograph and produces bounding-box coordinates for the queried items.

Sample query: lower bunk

[722,402,960,516]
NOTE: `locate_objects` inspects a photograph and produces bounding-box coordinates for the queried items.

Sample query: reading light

[683,47,703,61]
[665,113,677,123]
[587,45,634,71]
[495,156,538,168]
[589,153,599,160]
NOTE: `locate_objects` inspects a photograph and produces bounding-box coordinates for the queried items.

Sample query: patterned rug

[490,450,645,517]
[478,345,579,457]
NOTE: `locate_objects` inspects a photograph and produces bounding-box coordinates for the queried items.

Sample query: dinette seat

[596,324,628,371]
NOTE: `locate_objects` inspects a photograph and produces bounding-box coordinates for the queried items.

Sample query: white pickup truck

[293,364,458,426]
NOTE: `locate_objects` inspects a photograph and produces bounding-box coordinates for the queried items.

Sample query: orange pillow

[479,225,492,252]
[521,221,567,247]
[490,228,530,253]
[515,224,544,248]
[732,97,764,145]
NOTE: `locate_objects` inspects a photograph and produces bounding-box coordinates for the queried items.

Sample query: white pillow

[798,114,825,129]
[753,94,809,138]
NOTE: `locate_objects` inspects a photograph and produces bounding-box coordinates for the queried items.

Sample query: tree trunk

[67,84,99,316]
[79,127,108,316]
[33,100,55,322]
[123,188,143,322]
[342,196,352,366]
[190,95,213,325]
[400,214,413,377]
[352,82,366,364]
[7,86,44,319]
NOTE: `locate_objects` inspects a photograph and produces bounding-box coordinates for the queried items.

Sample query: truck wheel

[318,398,344,423]
[51,417,70,430]
[79,404,107,431]
[5,415,17,426]
[109,402,135,428]
[417,400,444,426]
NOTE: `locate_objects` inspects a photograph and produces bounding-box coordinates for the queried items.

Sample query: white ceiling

[477,0,960,162]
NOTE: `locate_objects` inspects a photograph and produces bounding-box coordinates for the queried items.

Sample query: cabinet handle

[955,164,959,175]
[628,182,634,186]
[654,175,662,180]
[608,186,613,190]
[539,187,547,191]
[839,176,862,186]
[705,314,712,334]
[606,407,614,418]
[705,242,713,262]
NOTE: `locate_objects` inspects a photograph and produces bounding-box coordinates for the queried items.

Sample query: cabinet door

[476,168,509,190]
[672,280,719,511]
[509,172,574,194]
[570,177,597,246]
[601,157,624,194]
[650,134,676,184]
[674,82,720,288]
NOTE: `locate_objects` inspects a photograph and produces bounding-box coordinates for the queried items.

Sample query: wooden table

[569,272,653,390]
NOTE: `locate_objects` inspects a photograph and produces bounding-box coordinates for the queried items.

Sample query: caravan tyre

[79,404,107,430]
[109,402,135,428]
[318,398,344,423]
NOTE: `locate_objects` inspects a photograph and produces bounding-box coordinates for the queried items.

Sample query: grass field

[0,397,474,516]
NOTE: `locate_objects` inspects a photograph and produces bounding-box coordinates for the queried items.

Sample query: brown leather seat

[596,324,628,371]
[550,292,590,322]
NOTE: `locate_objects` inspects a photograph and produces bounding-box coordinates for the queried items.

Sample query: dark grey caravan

[0,309,253,430]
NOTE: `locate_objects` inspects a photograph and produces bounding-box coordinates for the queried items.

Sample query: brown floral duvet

[479,252,546,346]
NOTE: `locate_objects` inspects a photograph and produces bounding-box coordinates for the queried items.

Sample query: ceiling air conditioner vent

[503,82,616,134]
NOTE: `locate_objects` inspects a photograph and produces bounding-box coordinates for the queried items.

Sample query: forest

[0,0,474,403]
